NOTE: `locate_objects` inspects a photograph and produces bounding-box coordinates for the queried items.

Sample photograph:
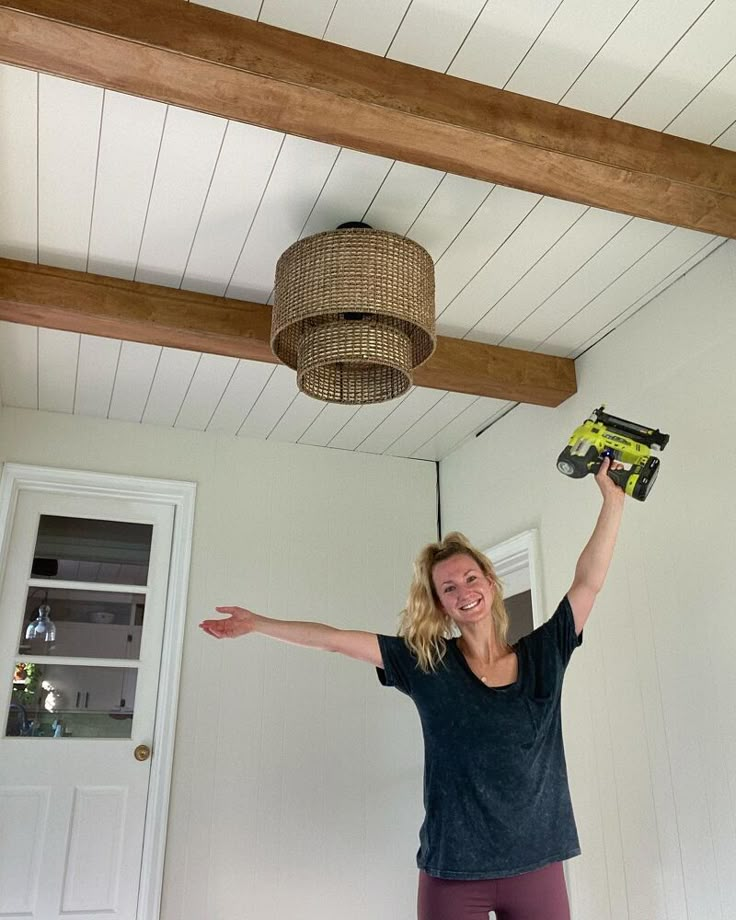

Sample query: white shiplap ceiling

[0,0,733,460]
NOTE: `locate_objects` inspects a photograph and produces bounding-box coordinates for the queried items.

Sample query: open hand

[595,456,626,501]
[199,606,258,639]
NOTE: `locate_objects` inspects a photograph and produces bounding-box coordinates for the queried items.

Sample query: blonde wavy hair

[398,532,510,672]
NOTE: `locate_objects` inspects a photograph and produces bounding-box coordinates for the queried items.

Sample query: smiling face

[431,552,495,628]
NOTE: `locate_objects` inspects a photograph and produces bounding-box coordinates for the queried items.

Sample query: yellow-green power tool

[557,406,670,501]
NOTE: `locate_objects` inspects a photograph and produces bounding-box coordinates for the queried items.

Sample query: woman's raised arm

[199,606,383,667]
[566,457,626,635]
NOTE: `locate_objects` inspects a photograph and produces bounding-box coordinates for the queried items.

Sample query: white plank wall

[1,0,735,460]
[0,404,438,920]
[87,93,167,280]
[439,241,736,920]
[0,65,36,263]
[37,77,102,272]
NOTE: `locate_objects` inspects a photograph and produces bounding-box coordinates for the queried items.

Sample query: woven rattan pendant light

[271,222,436,404]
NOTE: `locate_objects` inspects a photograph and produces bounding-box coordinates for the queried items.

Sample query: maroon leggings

[417,861,570,920]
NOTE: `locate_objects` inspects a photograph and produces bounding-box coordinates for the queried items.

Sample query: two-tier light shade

[271,225,436,404]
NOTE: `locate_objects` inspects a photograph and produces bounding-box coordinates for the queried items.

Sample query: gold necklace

[460,641,511,685]
[459,642,493,682]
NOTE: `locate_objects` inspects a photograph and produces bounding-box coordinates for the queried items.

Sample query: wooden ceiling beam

[0,259,576,407]
[1,1,735,237]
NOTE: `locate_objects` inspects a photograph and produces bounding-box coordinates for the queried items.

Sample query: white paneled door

[0,489,175,920]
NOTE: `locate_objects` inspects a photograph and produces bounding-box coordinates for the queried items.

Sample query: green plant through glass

[12,661,40,707]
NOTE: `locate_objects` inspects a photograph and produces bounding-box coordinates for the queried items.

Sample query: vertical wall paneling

[225,135,340,302]
[621,529,688,920]
[205,361,276,435]
[297,403,361,447]
[432,187,539,315]
[38,75,103,270]
[438,197,587,339]
[667,56,736,143]
[135,107,227,287]
[266,392,326,443]
[615,0,736,130]
[1,2,734,464]
[716,120,736,150]
[182,122,285,296]
[0,323,38,409]
[140,348,201,427]
[384,391,479,459]
[504,0,639,102]
[501,219,672,351]
[74,335,122,418]
[237,364,299,439]
[258,459,331,918]
[193,0,262,16]
[38,328,79,414]
[356,388,447,455]
[0,64,37,261]
[571,237,725,357]
[298,149,395,243]
[434,187,542,327]
[327,396,411,450]
[439,243,736,920]
[583,612,630,919]
[560,0,712,116]
[174,354,240,431]
[323,0,412,55]
[362,161,446,236]
[106,342,163,423]
[481,209,630,347]
[447,0,563,87]
[386,0,489,72]
[405,174,495,264]
[0,409,432,920]
[563,647,613,920]
[598,560,668,920]
[411,396,511,462]
[259,0,338,37]
[87,92,167,280]
[544,228,716,355]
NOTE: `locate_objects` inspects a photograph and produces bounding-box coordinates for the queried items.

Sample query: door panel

[0,490,174,919]
[62,786,127,912]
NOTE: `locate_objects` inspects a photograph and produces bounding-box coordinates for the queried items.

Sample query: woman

[200,457,625,919]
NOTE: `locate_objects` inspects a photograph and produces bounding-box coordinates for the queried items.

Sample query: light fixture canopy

[271,223,436,404]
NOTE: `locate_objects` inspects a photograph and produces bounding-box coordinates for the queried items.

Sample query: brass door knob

[134,744,151,762]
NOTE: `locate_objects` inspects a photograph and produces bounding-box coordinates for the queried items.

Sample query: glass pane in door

[7,662,138,739]
[19,588,144,659]
[33,515,153,585]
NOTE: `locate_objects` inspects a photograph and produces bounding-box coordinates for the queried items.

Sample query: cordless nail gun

[557,406,669,501]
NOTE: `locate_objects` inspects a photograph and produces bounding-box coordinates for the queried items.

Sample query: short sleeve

[536,595,583,668]
[375,634,419,695]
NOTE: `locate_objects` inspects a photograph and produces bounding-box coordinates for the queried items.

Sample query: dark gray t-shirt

[376,595,582,880]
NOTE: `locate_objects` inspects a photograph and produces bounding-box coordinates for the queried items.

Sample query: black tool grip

[607,467,631,490]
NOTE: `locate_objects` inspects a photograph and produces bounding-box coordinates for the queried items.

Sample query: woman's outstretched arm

[199,606,383,667]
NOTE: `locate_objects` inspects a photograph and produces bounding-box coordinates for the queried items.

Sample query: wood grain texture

[1,1,735,237]
[412,336,576,406]
[0,258,577,406]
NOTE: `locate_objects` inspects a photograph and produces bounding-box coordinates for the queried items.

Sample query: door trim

[0,462,196,920]
[485,528,545,629]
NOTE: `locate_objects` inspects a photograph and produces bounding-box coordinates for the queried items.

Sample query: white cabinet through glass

[7,515,153,740]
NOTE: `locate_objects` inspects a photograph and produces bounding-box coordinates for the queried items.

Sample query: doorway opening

[485,529,544,644]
